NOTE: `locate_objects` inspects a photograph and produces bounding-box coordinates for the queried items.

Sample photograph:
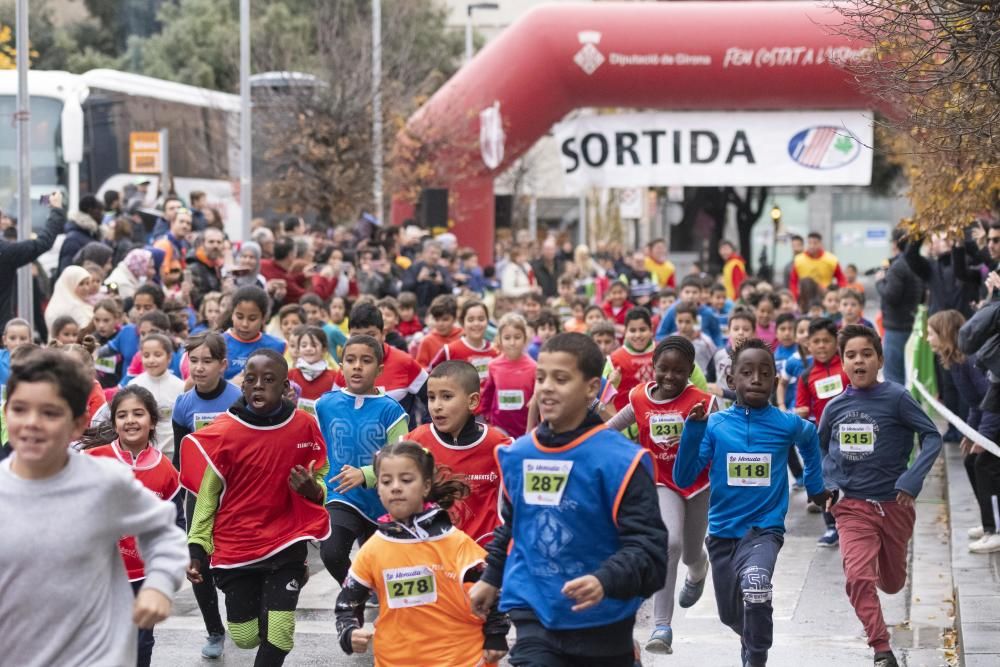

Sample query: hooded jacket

[57,210,101,279]
[876,252,924,331]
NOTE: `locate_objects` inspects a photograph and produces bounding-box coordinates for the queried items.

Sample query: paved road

[151,458,955,667]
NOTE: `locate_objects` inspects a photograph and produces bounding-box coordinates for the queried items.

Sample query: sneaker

[968,525,985,540]
[645,626,672,654]
[678,575,706,608]
[874,650,899,667]
[807,501,823,513]
[792,475,805,490]
[817,528,840,547]
[201,633,225,659]
[969,533,1000,554]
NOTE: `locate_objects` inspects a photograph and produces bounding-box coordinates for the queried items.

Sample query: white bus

[0,68,243,239]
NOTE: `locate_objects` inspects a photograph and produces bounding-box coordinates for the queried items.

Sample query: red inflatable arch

[392,1,870,261]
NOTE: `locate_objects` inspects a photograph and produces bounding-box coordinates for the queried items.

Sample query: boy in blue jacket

[676,338,831,667]
[821,325,942,667]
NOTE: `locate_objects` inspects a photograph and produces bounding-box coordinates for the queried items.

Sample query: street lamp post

[770,203,782,283]
[239,0,251,241]
[372,0,383,223]
[465,3,499,63]
[15,0,33,330]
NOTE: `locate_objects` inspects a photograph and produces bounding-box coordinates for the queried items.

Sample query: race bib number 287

[523,459,573,506]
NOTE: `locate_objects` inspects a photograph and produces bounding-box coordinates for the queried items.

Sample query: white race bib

[649,413,683,444]
[814,375,844,400]
[839,423,875,453]
[95,356,117,374]
[298,398,317,416]
[523,459,573,506]
[193,412,221,431]
[498,389,525,411]
[470,356,491,380]
[727,453,772,487]
[158,406,172,421]
[383,565,437,609]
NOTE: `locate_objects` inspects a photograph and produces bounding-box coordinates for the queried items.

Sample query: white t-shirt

[128,372,186,459]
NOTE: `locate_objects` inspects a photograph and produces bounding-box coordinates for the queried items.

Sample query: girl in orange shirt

[335,442,509,667]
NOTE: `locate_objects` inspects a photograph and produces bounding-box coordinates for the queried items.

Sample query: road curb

[943,444,1000,666]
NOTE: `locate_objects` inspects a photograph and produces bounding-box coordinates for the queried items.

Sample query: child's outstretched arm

[794,418,833,508]
[335,574,373,655]
[187,467,223,584]
[465,562,510,662]
[894,392,944,503]
[470,498,513,617]
[674,403,713,488]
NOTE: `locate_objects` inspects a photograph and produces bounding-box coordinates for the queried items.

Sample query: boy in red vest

[407,361,512,545]
[184,349,330,666]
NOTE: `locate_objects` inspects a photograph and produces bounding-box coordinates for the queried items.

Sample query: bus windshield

[0,95,66,231]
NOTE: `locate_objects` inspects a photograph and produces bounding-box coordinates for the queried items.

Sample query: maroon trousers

[832,497,915,652]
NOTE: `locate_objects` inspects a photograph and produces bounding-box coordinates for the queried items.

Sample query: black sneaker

[678,576,706,608]
[874,650,899,667]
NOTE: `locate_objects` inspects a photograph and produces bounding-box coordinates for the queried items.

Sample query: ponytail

[375,441,470,510]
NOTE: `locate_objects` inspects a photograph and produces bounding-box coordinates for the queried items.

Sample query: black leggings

[212,543,308,667]
[319,503,375,584]
[185,492,226,636]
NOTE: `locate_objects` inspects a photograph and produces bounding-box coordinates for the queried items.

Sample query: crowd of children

[0,224,971,667]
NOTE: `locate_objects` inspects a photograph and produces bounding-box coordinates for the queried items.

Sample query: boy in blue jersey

[314,335,408,584]
[470,333,668,667]
[821,325,941,667]
[676,338,832,667]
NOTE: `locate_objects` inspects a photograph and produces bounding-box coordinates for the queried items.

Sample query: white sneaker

[968,533,1000,554]
[968,525,985,540]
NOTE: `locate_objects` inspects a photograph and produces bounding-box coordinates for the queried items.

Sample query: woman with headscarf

[44,265,95,332]
[106,248,154,300]
[230,241,267,289]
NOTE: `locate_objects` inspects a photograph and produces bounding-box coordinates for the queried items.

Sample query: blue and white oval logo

[788,126,861,170]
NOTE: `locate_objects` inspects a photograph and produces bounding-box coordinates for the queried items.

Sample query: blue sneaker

[678,575,706,608]
[817,527,839,547]
[645,625,673,654]
[201,633,224,659]
[793,475,805,490]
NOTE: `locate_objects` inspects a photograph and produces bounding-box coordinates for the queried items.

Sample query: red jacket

[795,354,849,421]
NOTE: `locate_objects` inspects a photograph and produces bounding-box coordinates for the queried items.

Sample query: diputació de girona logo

[787,126,862,170]
[574,30,605,75]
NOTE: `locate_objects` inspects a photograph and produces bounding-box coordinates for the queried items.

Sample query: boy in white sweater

[0,348,187,667]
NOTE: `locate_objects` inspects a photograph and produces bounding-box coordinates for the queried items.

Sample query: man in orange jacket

[789,232,846,299]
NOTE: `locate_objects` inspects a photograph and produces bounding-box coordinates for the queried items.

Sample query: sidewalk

[944,444,1000,666]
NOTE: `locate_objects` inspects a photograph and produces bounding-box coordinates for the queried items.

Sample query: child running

[480,313,536,438]
[676,338,831,667]
[609,306,656,411]
[407,361,511,544]
[470,333,668,666]
[172,331,240,659]
[429,300,498,386]
[84,385,181,667]
[315,334,409,584]
[605,335,715,654]
[184,349,330,666]
[222,285,286,381]
[1,348,186,666]
[795,317,849,545]
[129,333,185,460]
[820,325,942,667]
[334,442,510,666]
[287,324,338,415]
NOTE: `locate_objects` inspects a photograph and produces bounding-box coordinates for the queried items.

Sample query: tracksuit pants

[832,497,914,653]
[706,528,783,666]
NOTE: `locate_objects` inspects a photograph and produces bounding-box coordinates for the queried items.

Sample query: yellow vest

[793,251,840,288]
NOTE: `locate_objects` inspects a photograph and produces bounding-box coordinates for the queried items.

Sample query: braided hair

[653,335,696,368]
